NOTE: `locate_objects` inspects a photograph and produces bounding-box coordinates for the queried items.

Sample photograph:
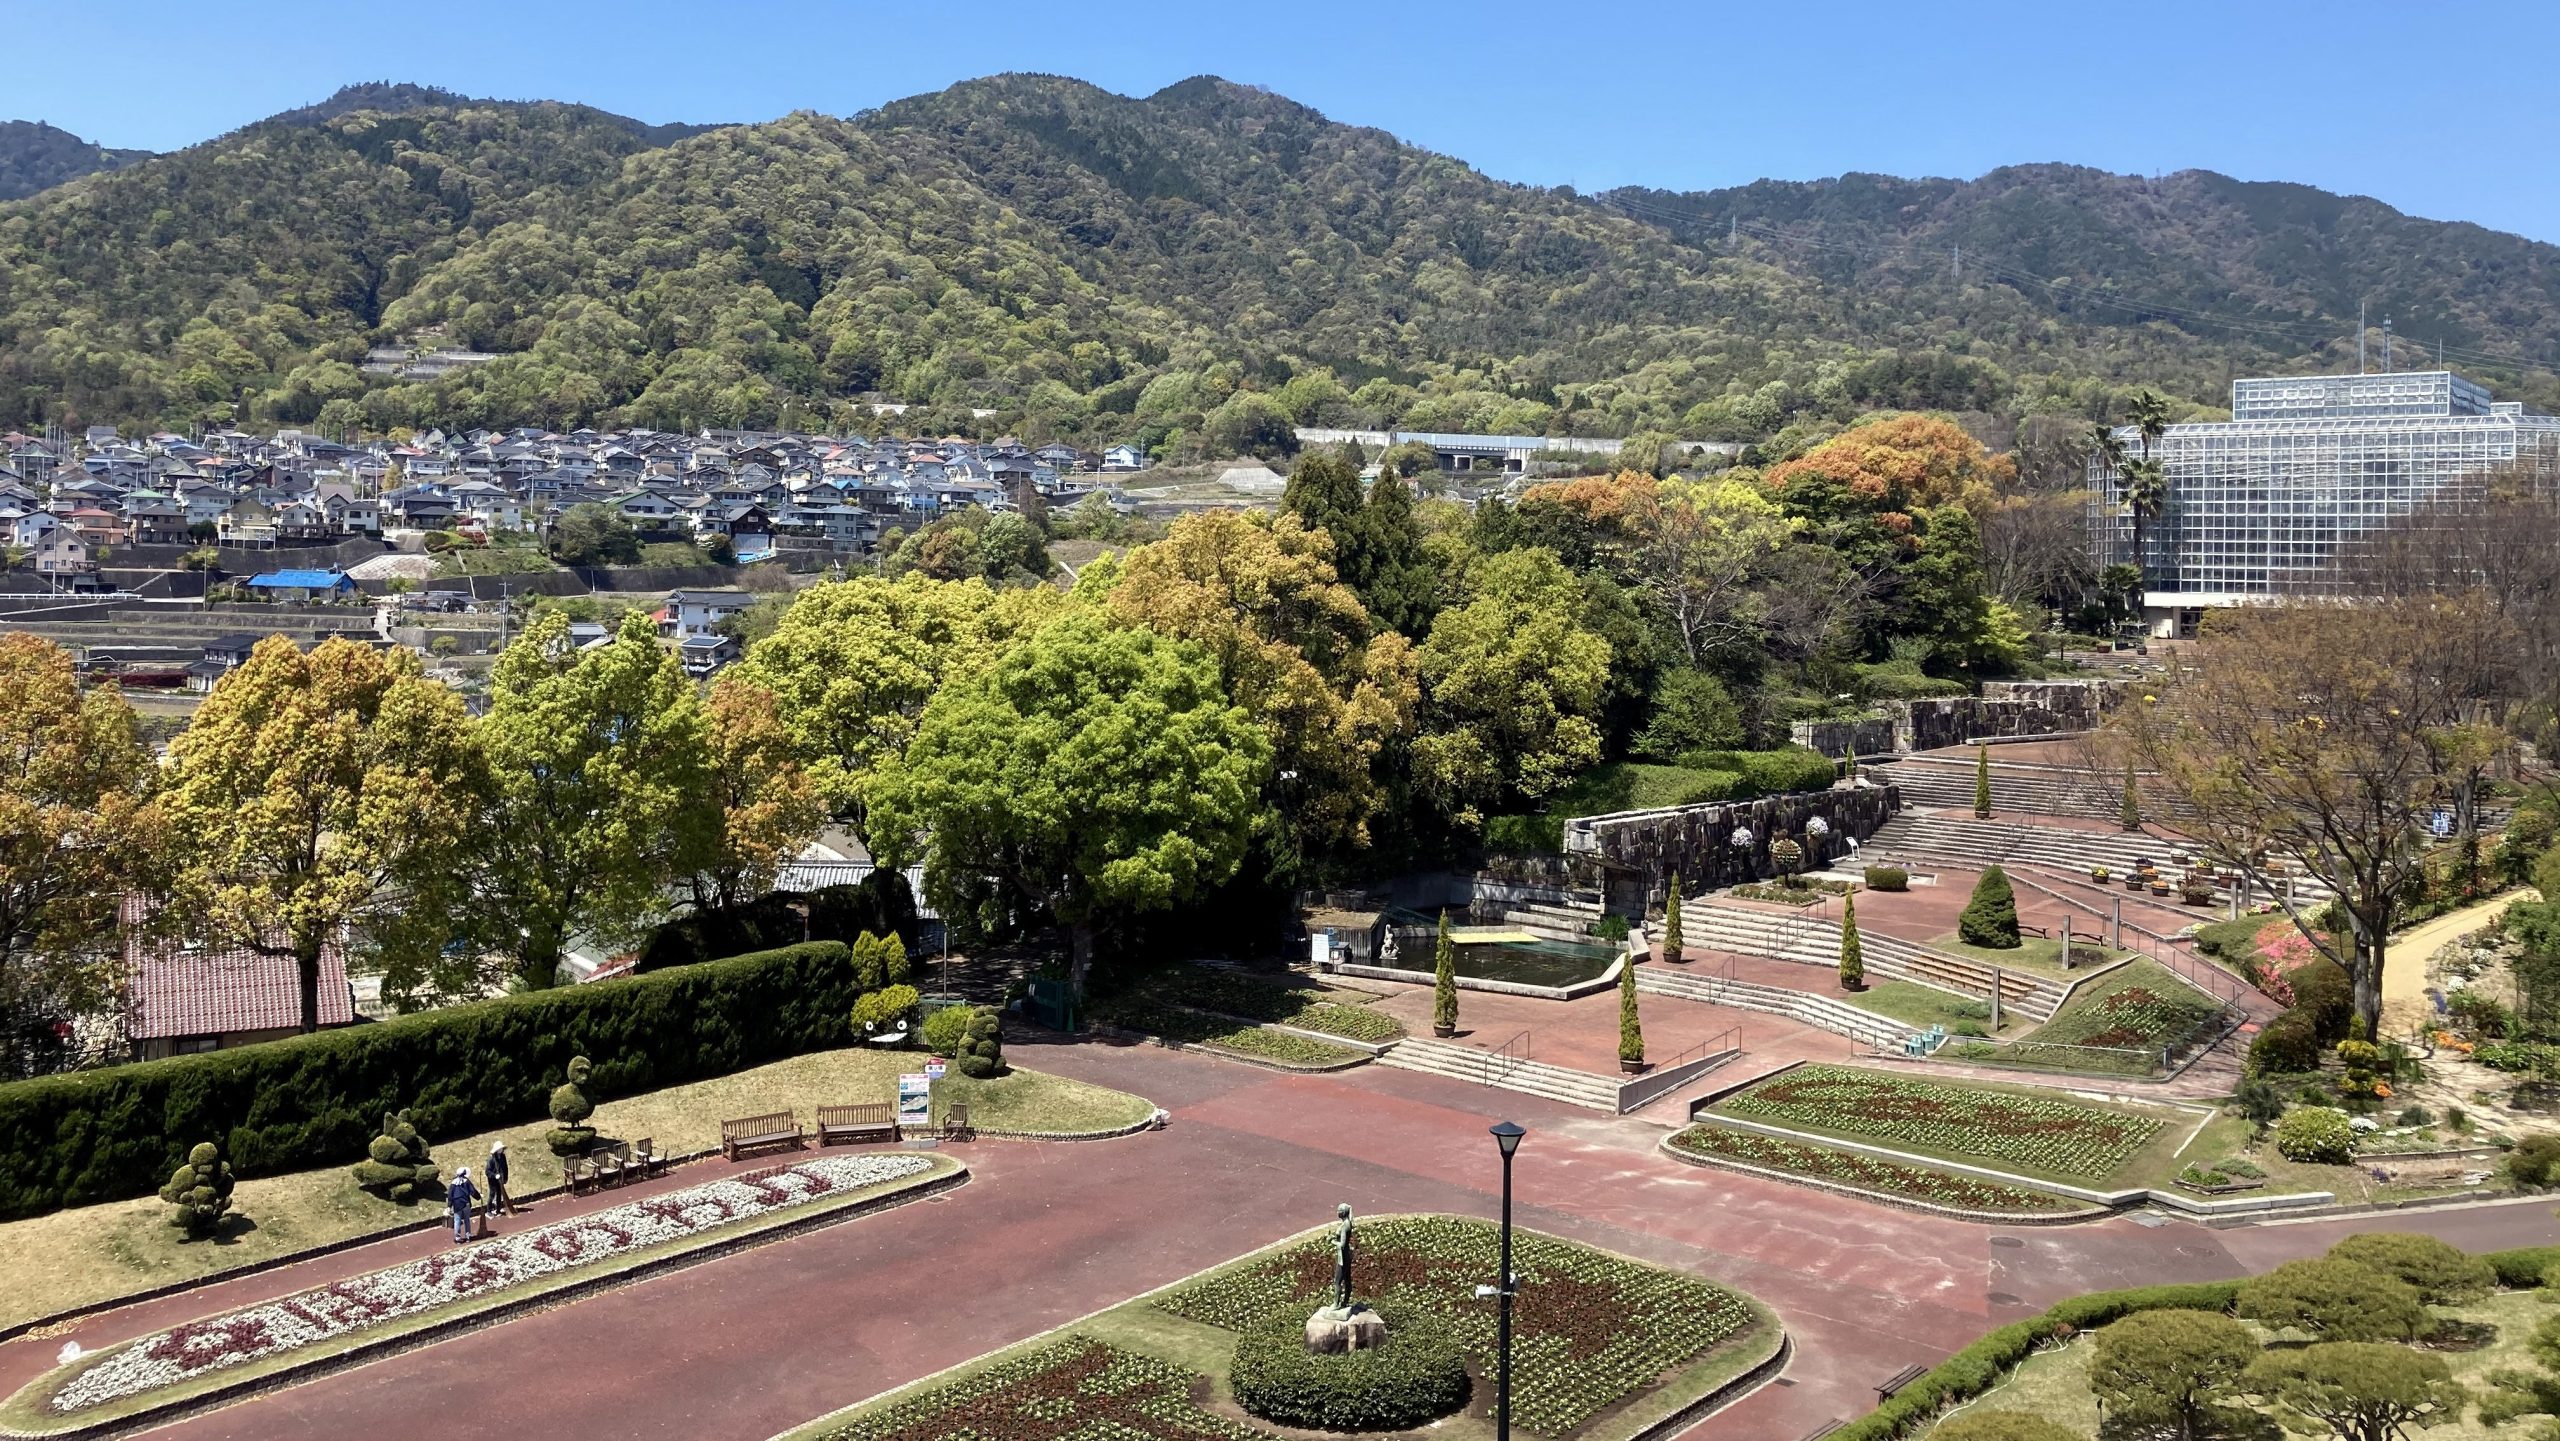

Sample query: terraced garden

[1708,1065,2167,1183]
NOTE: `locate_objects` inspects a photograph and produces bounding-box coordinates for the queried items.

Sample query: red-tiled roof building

[124,902,357,1060]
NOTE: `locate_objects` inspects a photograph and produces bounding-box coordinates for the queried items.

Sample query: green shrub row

[1674,747,1844,798]
[0,941,861,1220]
[1830,1281,2242,1440]
[635,873,918,972]
[1229,1303,1470,1431]
[1863,866,1910,892]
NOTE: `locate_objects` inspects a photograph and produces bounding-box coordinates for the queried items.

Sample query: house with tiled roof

[124,902,358,1059]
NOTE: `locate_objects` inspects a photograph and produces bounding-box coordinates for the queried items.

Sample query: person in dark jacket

[485,1140,513,1218]
[447,1165,479,1244]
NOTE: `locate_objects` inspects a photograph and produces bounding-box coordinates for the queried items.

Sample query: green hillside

[6,74,2559,442]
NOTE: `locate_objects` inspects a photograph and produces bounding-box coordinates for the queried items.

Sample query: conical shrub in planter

[1662,874,1684,961]
[1958,865,2022,949]
[1839,894,1866,991]
[2120,769,2142,833]
[351,1110,441,1203]
[1974,743,1993,819]
[1432,910,1458,1038]
[1618,951,1645,1073]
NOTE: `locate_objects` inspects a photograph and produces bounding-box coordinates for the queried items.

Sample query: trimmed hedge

[1229,1303,1470,1432]
[0,941,858,1220]
[1863,866,1910,892]
[1829,1281,2241,1440]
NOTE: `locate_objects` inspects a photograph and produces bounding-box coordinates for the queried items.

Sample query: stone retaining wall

[1565,785,1901,909]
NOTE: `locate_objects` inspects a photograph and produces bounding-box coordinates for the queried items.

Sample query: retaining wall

[1565,785,1901,909]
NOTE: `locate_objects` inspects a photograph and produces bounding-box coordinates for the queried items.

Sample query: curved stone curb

[0,1162,968,1441]
[1657,1134,2111,1226]
[964,1113,1161,1143]
[1627,1327,1793,1441]
[0,1143,721,1347]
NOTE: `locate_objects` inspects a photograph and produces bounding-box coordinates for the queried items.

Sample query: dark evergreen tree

[1959,865,2022,949]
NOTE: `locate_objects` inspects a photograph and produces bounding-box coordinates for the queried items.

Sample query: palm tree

[2093,393,2174,591]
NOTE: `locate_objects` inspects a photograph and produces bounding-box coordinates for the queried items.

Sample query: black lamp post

[1488,1120,1526,1441]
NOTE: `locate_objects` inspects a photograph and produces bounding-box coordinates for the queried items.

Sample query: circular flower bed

[1229,1304,1469,1432]
[45,1153,935,1416]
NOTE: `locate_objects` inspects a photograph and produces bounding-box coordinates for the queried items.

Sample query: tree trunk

[1068,921,1096,1001]
[519,916,565,992]
[296,938,324,1034]
[2348,908,2384,1039]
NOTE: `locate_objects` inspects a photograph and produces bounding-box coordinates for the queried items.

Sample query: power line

[1594,193,2558,376]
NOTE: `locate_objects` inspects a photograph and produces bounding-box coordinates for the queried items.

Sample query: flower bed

[1730,880,1852,906]
[1712,1065,2161,1181]
[36,1154,936,1418]
[1095,997,1364,1066]
[2020,961,2220,1053]
[1154,1215,1755,1436]
[1138,967,1404,1044]
[821,1336,1259,1441]
[1667,1125,2080,1213]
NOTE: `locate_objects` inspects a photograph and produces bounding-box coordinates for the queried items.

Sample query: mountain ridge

[4,73,2559,440]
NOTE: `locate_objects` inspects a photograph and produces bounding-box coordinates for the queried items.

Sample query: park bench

[1876,1364,1929,1403]
[630,1137,665,1178]
[721,1111,805,1161]
[563,1155,595,1195]
[816,1103,900,1146]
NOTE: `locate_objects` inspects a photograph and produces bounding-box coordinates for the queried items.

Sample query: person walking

[447,1164,479,1245]
[485,1140,513,1219]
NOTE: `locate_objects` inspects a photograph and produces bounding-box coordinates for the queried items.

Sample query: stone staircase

[1636,964,1909,1045]
[1673,901,2065,1021]
[1868,757,2123,820]
[1862,812,2332,902]
[1495,898,1609,945]
[1377,1037,1624,1111]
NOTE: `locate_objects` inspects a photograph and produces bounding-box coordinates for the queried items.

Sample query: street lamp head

[1490,1120,1526,1157]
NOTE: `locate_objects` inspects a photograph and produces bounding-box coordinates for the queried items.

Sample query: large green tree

[868,611,1272,990]
[2088,1309,2257,1441]
[469,613,712,989]
[1412,547,1613,825]
[734,575,1055,845]
[2244,1342,2464,1441]
[0,635,151,1063]
[159,637,480,1031]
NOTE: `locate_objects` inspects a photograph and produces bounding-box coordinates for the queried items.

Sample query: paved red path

[17,1036,2559,1441]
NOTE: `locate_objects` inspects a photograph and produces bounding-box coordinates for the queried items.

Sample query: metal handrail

[1653,1024,1742,1074]
[1485,1029,1532,1086]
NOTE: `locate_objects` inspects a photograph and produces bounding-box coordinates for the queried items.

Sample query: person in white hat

[446,1164,479,1245]
[485,1140,513,1219]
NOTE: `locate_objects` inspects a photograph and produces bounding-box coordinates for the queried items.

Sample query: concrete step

[1377,1037,1622,1111]
[1637,967,1910,1043]
[1671,902,2063,1020]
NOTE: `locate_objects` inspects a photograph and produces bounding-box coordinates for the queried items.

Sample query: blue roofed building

[245,569,357,600]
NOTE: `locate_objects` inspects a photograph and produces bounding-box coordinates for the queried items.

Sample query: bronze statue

[1331,1203,1355,1311]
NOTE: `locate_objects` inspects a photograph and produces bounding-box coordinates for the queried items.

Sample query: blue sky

[16,0,2560,242]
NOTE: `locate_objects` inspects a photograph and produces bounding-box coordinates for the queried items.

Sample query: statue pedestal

[1303,1304,1388,1354]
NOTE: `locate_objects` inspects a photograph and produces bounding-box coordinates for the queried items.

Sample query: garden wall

[1789,718,1897,759]
[0,941,858,1221]
[1891,680,2127,752]
[1565,785,1901,909]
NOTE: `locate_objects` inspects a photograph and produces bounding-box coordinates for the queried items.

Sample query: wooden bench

[940,1101,972,1141]
[816,1103,900,1147]
[720,1111,805,1161]
[1876,1364,1929,1403]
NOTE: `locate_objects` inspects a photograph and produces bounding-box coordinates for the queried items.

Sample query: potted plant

[1617,951,1646,1075]
[1839,894,1867,992]
[2151,879,2173,897]
[2179,876,2213,906]
[2090,865,2110,884]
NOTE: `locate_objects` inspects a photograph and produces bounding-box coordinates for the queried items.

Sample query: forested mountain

[5,73,2559,442]
[0,121,150,201]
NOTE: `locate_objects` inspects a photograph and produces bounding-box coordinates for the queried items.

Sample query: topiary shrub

[160,1142,235,1239]
[852,984,921,1036]
[2235,1258,2426,1342]
[1432,910,1458,1036]
[2274,1106,2355,1165]
[2326,1232,2496,1305]
[1862,866,1909,892]
[1618,952,1644,1066]
[548,1055,598,1155]
[350,1110,441,1203]
[1839,893,1866,991]
[1958,866,2021,949]
[1975,743,1993,818]
[955,1007,1006,1079]
[1662,874,1683,960]
[848,930,913,992]
[920,1004,974,1056]
[1228,1304,1470,1432]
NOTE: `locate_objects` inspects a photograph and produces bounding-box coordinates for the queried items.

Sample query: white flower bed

[52,1153,934,1414]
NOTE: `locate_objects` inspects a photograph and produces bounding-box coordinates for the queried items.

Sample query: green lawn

[1928,932,2131,978]
[0,1048,1148,1330]
[1851,980,2014,1035]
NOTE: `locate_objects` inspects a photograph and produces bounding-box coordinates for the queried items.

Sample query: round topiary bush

[350,1110,441,1203]
[2274,1106,2356,1165]
[920,1004,974,1056]
[956,1007,1007,1079]
[160,1141,235,1239]
[548,1055,598,1155]
[1229,1304,1469,1432]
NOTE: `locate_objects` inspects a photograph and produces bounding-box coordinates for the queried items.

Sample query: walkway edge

[0,1162,970,1441]
[1657,1133,2114,1226]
